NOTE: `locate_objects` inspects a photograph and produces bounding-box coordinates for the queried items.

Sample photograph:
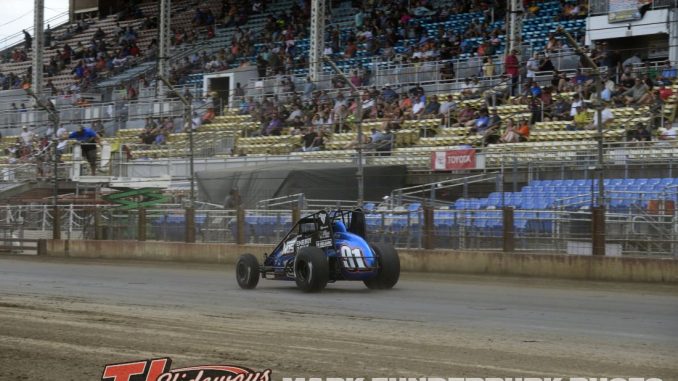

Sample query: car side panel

[334,232,379,280]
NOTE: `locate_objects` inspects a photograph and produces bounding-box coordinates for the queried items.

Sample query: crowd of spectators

[232,46,676,152]
[138,117,176,146]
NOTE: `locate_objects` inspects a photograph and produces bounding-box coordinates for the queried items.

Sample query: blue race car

[235,209,400,292]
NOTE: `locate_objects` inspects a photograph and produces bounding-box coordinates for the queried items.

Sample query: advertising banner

[431,149,476,171]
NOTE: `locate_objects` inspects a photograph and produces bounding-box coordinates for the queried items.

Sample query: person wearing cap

[69,125,100,176]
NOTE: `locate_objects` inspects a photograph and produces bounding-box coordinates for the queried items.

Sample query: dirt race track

[0,256,677,380]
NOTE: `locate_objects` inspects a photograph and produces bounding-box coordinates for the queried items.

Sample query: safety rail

[389,172,500,207]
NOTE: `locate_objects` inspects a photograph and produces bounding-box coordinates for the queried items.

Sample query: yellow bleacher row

[0,85,676,163]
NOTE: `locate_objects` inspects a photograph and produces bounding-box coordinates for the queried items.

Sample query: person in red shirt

[504,49,520,96]
[658,84,674,101]
[129,43,140,57]
[344,41,357,58]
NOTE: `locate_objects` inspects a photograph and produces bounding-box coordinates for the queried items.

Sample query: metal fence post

[292,207,301,227]
[138,208,147,241]
[52,205,60,240]
[185,207,195,243]
[94,206,102,240]
[423,205,434,250]
[503,207,515,252]
[236,208,245,245]
[592,205,606,256]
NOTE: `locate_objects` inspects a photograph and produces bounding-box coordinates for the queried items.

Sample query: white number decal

[339,246,366,269]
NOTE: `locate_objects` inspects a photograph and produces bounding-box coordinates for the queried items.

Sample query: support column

[52,205,60,240]
[236,208,245,244]
[309,0,325,82]
[138,208,147,241]
[423,205,434,250]
[185,207,195,243]
[32,0,45,96]
[502,207,515,252]
[508,0,524,53]
[591,206,606,256]
[94,207,102,240]
[291,208,300,226]
[669,9,678,68]
[157,0,172,96]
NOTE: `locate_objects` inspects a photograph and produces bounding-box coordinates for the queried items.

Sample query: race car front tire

[236,253,260,289]
[294,247,329,292]
[364,243,400,289]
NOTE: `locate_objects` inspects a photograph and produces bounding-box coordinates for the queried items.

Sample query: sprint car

[235,209,400,292]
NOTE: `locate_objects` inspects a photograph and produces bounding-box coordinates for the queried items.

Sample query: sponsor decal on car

[295,237,312,248]
[316,238,333,248]
[282,237,298,254]
[101,357,271,381]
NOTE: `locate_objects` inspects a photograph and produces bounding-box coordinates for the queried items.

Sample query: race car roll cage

[262,208,374,275]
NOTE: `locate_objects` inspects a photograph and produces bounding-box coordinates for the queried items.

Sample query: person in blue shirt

[470,108,490,135]
[69,125,100,175]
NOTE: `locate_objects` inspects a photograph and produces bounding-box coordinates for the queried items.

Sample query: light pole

[323,56,364,206]
[557,27,605,256]
[158,76,195,242]
[26,88,60,239]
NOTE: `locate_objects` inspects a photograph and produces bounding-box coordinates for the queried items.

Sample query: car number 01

[339,245,366,269]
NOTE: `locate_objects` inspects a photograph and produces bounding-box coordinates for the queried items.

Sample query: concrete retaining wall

[42,240,678,283]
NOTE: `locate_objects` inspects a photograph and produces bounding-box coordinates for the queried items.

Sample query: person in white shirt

[660,123,677,140]
[438,95,457,125]
[412,95,426,117]
[588,103,614,129]
[622,54,642,69]
[526,52,539,79]
[438,95,456,116]
[20,126,34,146]
[56,125,68,139]
[569,94,583,118]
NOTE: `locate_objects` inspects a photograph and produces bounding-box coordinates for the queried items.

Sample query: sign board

[608,0,649,23]
[431,149,477,171]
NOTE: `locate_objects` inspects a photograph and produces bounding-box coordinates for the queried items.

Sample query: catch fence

[1,202,676,257]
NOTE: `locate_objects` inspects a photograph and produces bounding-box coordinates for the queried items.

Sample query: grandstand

[1,0,678,256]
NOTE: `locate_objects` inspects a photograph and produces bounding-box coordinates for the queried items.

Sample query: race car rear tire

[364,243,400,289]
[236,253,260,289]
[294,247,329,292]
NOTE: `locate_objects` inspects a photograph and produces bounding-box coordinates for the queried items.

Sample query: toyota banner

[431,149,477,171]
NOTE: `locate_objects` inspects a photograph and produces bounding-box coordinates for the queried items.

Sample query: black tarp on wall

[196,164,408,207]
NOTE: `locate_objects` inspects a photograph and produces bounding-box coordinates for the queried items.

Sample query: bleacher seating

[1,0,677,171]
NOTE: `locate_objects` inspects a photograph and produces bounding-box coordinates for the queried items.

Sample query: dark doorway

[209,77,231,112]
